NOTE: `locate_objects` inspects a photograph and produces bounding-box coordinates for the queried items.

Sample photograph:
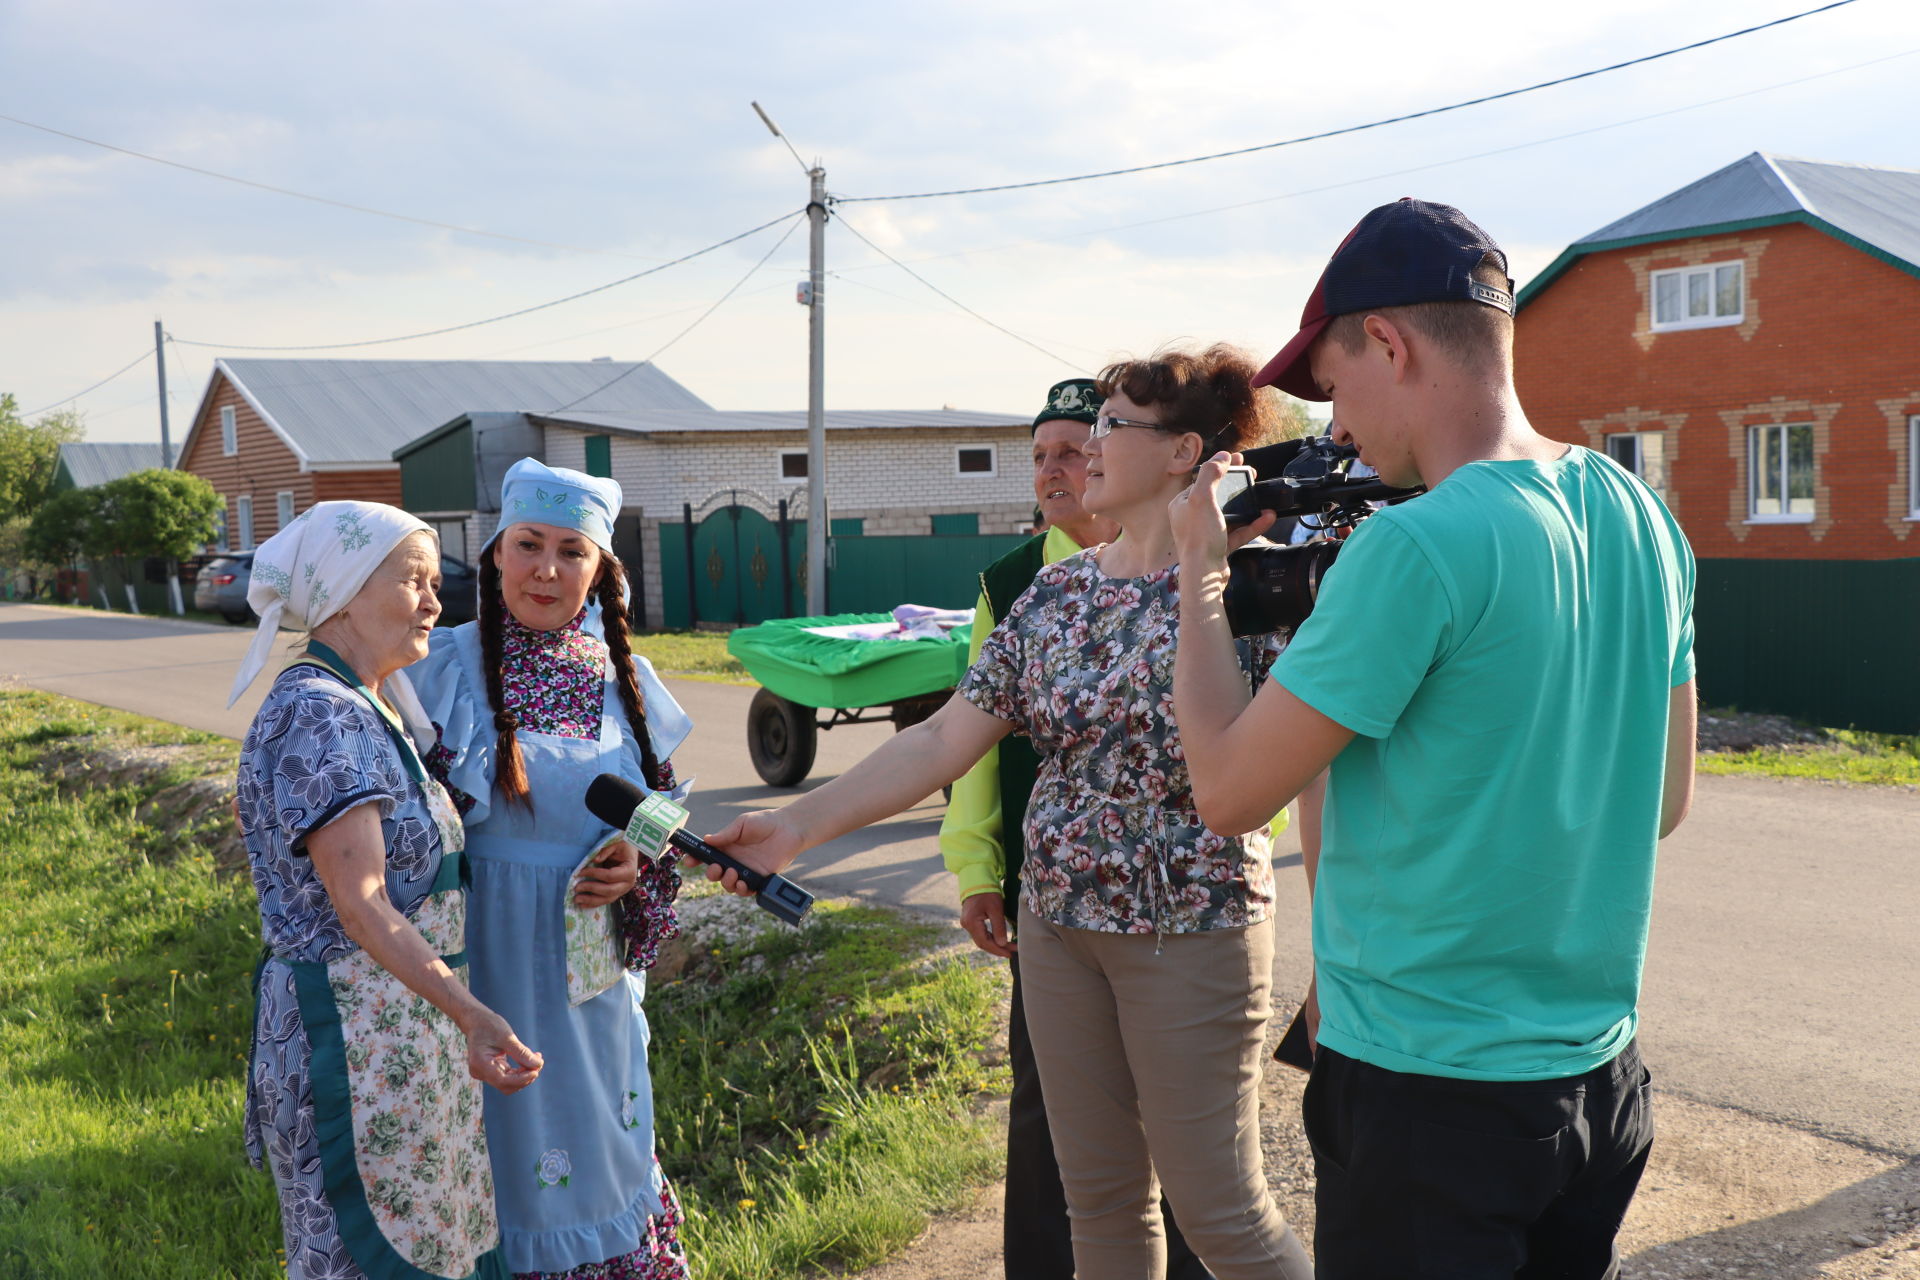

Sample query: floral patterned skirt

[513,1176,689,1280]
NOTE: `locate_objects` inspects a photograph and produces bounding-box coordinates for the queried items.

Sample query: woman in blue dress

[231,501,544,1280]
[411,459,694,1280]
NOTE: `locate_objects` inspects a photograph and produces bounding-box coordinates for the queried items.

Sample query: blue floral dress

[238,663,499,1280]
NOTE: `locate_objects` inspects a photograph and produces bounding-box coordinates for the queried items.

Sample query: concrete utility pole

[154,319,173,468]
[754,101,829,615]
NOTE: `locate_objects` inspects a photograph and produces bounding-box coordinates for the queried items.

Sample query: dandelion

[738,1198,756,1210]
[164,1021,173,1029]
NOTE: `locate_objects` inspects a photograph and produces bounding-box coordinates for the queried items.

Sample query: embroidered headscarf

[484,458,621,556]
[226,501,433,708]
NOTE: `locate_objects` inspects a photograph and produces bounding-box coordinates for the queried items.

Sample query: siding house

[1514,152,1920,730]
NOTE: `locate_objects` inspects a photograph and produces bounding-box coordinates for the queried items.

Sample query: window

[276,491,295,531]
[583,434,612,478]
[955,445,996,477]
[829,517,864,536]
[1748,423,1814,521]
[931,513,979,535]
[220,405,238,455]
[236,494,256,549]
[1651,261,1743,331]
[1603,431,1668,496]
[779,450,808,480]
[214,505,230,552]
[1910,415,1920,520]
[431,518,468,561]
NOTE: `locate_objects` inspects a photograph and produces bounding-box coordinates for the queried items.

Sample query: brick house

[395,406,1033,627]
[176,358,708,553]
[1513,152,1920,730]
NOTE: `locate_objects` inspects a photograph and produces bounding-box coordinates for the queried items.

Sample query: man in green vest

[940,378,1213,1279]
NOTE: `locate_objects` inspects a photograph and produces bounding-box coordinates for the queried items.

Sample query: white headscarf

[226,501,433,709]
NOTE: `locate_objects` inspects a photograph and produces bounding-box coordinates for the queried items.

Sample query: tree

[92,469,226,567]
[23,485,103,571]
[0,395,85,517]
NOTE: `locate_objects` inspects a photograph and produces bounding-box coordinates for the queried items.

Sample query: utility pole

[154,319,173,469]
[804,164,827,615]
[754,101,829,615]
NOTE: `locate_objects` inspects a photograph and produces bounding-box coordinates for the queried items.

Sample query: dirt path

[860,1015,1920,1280]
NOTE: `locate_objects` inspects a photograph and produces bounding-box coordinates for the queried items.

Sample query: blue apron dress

[413,623,687,1276]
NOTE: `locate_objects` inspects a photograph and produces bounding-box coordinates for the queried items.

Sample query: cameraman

[1170,199,1697,1279]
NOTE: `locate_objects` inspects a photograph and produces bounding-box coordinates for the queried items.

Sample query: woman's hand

[574,837,639,907]
[959,892,1015,958]
[697,809,803,897]
[462,1007,544,1095]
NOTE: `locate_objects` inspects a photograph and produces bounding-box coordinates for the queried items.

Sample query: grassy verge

[0,688,1002,1279]
[1699,729,1920,786]
[631,630,755,684]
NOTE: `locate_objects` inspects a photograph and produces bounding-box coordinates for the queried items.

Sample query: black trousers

[1004,950,1213,1280]
[1304,1039,1654,1280]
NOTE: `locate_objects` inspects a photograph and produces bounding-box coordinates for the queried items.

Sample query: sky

[1,0,1914,445]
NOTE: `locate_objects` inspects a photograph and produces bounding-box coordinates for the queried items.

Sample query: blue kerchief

[487,458,622,554]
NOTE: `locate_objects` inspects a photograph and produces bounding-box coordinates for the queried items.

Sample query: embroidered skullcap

[485,458,622,556]
[225,501,432,707]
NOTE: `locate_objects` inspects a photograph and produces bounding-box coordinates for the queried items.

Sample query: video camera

[1216,433,1424,636]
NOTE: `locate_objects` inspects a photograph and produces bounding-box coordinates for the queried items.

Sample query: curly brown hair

[1095,343,1292,455]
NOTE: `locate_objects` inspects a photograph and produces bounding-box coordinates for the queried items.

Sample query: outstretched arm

[703,692,1012,893]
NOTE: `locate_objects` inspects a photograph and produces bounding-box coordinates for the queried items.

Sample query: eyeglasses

[1089,413,1171,439]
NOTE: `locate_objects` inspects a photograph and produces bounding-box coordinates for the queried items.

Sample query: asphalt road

[4,601,1917,1154]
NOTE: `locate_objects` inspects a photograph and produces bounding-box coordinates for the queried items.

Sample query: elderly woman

[230,501,544,1280]
[706,346,1314,1280]
[409,460,695,1280]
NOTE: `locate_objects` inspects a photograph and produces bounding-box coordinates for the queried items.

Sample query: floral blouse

[424,608,681,970]
[958,549,1286,935]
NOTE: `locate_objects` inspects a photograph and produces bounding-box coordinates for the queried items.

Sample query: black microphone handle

[667,827,772,893]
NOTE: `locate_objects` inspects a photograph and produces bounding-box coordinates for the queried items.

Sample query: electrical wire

[20,348,154,417]
[0,111,668,262]
[479,275,802,359]
[833,44,1920,275]
[836,0,1864,203]
[834,212,1085,370]
[170,210,803,353]
[547,213,806,412]
[829,271,1112,359]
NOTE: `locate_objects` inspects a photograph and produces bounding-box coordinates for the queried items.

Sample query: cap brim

[1252,316,1332,402]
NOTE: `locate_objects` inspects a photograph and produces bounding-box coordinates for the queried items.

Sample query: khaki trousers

[1016,906,1312,1280]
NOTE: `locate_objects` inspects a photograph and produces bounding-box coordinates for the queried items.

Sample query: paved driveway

[4,602,1917,1153]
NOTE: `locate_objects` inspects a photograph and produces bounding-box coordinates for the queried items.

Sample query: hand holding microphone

[583,774,815,927]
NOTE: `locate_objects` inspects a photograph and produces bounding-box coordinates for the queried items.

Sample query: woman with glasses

[702,344,1314,1280]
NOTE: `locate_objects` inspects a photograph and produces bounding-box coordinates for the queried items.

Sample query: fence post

[682,502,698,631]
[777,499,794,618]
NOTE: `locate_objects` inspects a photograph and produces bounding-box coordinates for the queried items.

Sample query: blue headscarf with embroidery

[486,458,621,555]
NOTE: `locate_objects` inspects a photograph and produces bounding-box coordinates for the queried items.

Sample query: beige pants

[1017,906,1310,1280]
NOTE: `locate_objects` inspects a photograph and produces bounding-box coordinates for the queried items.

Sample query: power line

[548,213,806,412]
[20,348,154,417]
[834,44,1920,275]
[478,275,802,358]
[830,270,1112,358]
[836,0,1864,203]
[833,212,1084,370]
[170,210,803,353]
[0,111,667,262]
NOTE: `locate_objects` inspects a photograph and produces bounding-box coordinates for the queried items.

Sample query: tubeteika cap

[1032,378,1101,431]
[1253,198,1515,402]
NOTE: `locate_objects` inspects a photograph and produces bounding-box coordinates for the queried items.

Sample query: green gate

[660,491,801,629]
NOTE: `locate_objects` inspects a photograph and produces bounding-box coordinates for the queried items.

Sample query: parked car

[193,553,255,624]
[196,550,479,627]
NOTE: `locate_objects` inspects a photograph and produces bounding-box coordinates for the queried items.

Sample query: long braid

[478,556,534,810]
[596,559,665,791]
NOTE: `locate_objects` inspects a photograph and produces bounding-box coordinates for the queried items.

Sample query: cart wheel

[748,688,818,787]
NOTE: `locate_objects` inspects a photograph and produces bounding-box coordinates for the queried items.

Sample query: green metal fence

[1695,557,1920,734]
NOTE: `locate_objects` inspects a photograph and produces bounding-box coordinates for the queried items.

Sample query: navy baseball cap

[1253,198,1515,401]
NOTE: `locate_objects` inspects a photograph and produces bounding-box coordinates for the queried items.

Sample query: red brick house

[177,358,708,551]
[1515,151,1920,559]
[1513,153,1920,730]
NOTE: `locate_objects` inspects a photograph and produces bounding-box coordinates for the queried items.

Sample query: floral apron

[259,643,508,1280]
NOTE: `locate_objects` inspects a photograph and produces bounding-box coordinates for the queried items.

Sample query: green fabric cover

[727,612,975,709]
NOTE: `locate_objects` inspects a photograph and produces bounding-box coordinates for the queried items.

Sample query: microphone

[584,773,815,927]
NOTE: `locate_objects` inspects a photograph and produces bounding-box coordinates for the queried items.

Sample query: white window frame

[220,405,239,455]
[777,449,809,482]
[1603,430,1667,496]
[954,444,997,478]
[1910,414,1920,521]
[1650,261,1743,332]
[276,490,295,531]
[1604,433,1645,473]
[213,506,230,553]
[236,494,256,550]
[1746,422,1815,524]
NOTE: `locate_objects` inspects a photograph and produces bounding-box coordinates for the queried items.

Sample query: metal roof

[198,359,713,466]
[57,442,166,488]
[532,408,1030,435]
[1519,153,1920,306]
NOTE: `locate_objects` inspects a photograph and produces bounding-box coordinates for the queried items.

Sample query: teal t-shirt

[1272,445,1695,1081]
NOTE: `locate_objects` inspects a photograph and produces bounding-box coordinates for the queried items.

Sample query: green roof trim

[1517,211,1920,310]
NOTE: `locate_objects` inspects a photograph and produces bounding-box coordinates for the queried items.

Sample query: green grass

[0,688,1003,1279]
[1699,725,1920,787]
[631,630,755,684]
